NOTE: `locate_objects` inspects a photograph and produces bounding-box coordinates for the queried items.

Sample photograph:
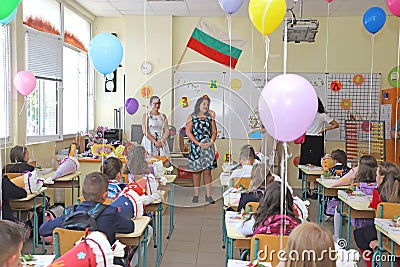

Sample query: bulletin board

[174,72,381,140]
[325,73,381,141]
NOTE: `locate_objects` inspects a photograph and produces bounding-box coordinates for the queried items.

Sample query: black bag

[62,203,107,231]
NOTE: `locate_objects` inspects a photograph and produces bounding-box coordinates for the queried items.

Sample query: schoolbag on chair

[62,203,107,231]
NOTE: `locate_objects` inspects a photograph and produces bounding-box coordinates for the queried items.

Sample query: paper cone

[49,232,113,267]
[52,157,79,180]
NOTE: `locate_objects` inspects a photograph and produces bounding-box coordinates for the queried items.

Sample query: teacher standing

[186,96,217,204]
[300,98,339,167]
[141,96,170,156]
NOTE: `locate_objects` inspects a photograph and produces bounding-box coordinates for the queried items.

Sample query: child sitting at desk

[353,162,400,267]
[0,220,25,267]
[39,172,134,245]
[100,157,124,199]
[230,146,257,179]
[3,145,34,173]
[236,181,301,236]
[126,145,151,182]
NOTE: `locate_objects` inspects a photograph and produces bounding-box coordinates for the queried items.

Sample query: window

[23,0,92,142]
[26,79,59,141]
[63,47,88,135]
[0,25,11,145]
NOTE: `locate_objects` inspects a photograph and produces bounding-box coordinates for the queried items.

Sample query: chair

[245,202,259,212]
[250,234,288,267]
[5,172,23,179]
[375,203,400,256]
[232,177,251,189]
[53,228,86,258]
[77,196,112,205]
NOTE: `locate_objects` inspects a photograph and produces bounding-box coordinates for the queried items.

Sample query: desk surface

[164,174,177,183]
[116,216,151,238]
[375,223,400,246]
[78,155,169,163]
[43,171,81,183]
[317,178,349,189]
[11,187,47,202]
[338,194,374,211]
[226,217,250,240]
[299,166,324,175]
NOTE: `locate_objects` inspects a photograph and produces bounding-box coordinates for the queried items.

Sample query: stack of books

[338,190,371,201]
[375,218,400,235]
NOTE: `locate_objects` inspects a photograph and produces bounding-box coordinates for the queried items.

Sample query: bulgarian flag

[186,19,246,69]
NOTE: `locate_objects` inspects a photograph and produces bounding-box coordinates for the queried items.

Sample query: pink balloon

[387,0,400,17]
[258,74,318,142]
[13,71,36,96]
[326,0,333,3]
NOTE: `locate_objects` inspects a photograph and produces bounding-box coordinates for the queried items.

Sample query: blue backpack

[61,203,107,231]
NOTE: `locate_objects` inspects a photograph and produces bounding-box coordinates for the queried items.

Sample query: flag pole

[175,46,188,71]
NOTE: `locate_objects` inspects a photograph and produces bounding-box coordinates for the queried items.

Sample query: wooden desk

[316,178,349,224]
[338,192,375,249]
[10,187,47,254]
[117,216,151,267]
[44,171,81,205]
[298,166,324,200]
[225,218,251,265]
[374,221,400,267]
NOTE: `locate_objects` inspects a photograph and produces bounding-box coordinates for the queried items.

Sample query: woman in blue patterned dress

[186,96,217,204]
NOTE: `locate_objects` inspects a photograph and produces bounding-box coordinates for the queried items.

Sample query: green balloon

[0,0,21,21]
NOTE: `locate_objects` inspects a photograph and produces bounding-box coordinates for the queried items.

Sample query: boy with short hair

[39,172,134,244]
[0,220,25,267]
[230,146,256,179]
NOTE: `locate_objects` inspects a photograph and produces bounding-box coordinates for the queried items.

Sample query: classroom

[1,0,400,266]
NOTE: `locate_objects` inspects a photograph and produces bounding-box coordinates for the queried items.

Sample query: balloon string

[395,21,400,161]
[264,36,270,81]
[19,96,26,116]
[325,3,330,74]
[283,20,287,75]
[369,34,375,155]
[228,14,232,166]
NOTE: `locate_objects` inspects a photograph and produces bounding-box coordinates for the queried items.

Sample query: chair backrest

[250,234,288,267]
[5,173,23,179]
[376,202,400,218]
[232,177,251,189]
[77,196,112,205]
[53,228,86,258]
[245,202,259,212]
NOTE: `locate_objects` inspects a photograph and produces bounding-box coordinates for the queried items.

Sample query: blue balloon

[88,33,123,75]
[218,0,244,15]
[363,7,386,34]
[0,8,17,26]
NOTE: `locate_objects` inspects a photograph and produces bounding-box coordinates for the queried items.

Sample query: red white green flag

[186,19,246,69]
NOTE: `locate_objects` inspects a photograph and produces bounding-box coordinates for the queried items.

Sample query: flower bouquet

[86,125,110,149]
[91,144,115,158]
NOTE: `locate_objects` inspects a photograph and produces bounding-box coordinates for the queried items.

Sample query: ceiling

[74,0,391,18]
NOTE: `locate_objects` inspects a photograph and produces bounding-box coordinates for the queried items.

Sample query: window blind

[25,28,63,80]
[0,25,11,145]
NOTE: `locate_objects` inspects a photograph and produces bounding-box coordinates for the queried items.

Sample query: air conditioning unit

[284,18,319,43]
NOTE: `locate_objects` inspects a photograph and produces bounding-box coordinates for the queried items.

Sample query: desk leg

[137,235,142,267]
[77,176,80,198]
[339,201,343,240]
[346,203,350,250]
[155,202,163,267]
[32,196,38,254]
[143,226,148,267]
[226,237,233,266]
[72,178,75,204]
[302,172,306,200]
[167,183,174,239]
[41,193,47,254]
[222,185,226,249]
[317,183,321,224]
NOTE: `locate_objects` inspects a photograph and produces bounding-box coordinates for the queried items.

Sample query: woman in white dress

[141,96,170,156]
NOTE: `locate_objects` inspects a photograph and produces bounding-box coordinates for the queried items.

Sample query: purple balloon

[218,0,244,14]
[258,74,318,142]
[125,98,139,115]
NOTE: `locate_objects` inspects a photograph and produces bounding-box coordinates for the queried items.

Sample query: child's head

[239,146,256,165]
[0,220,25,267]
[10,145,29,163]
[82,172,109,202]
[284,222,336,267]
[100,157,123,182]
[377,162,400,203]
[354,155,377,183]
[250,163,274,191]
[127,145,150,175]
[253,181,296,230]
[331,149,347,166]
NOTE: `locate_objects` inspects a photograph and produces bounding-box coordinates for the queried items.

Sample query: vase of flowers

[86,125,110,149]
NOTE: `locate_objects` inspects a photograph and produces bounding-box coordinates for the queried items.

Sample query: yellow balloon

[249,0,286,36]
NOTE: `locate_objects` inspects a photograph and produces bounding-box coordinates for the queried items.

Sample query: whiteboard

[173,72,225,137]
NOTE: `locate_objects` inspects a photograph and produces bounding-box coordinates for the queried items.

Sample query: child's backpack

[61,203,108,231]
[43,205,65,244]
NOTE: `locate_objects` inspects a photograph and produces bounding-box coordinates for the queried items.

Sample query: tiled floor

[23,186,376,266]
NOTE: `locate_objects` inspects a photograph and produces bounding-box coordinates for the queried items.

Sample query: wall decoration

[140,85,153,98]
[340,98,352,110]
[231,78,242,90]
[353,74,365,86]
[330,80,342,92]
[179,96,190,108]
[293,156,300,167]
[388,66,400,88]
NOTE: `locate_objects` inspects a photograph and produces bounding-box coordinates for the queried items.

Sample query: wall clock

[140,61,152,75]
